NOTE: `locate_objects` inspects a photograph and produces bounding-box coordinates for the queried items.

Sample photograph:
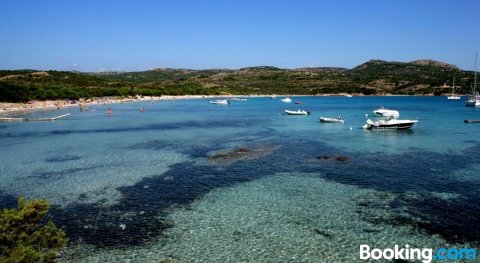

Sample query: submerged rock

[313,228,332,238]
[316,155,349,162]
[208,145,279,165]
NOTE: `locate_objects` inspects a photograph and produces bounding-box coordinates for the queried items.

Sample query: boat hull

[0,113,71,122]
[447,96,461,100]
[210,100,230,105]
[319,117,344,123]
[364,123,415,130]
[284,110,309,115]
[465,120,480,123]
[363,119,417,130]
[465,99,480,107]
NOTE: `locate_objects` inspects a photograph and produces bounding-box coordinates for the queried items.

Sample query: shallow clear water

[0,96,479,262]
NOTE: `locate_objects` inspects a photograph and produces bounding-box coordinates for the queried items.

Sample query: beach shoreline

[0,93,428,116]
[0,95,209,116]
[0,95,311,116]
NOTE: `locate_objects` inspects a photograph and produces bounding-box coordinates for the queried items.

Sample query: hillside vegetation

[0,60,475,102]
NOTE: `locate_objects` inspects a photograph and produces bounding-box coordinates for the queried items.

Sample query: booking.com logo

[360,244,477,262]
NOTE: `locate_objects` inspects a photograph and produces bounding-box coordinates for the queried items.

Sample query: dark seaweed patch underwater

[0,137,474,249]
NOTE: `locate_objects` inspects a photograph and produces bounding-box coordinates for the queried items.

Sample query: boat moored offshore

[319,116,344,123]
[210,99,230,105]
[362,118,418,130]
[284,109,310,115]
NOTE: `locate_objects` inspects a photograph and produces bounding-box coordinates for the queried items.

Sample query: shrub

[0,198,67,263]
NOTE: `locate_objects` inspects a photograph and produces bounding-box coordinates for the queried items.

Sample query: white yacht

[281,97,292,103]
[320,116,344,123]
[284,109,310,115]
[210,99,230,105]
[465,96,480,107]
[447,95,461,100]
[230,98,247,101]
[363,118,418,130]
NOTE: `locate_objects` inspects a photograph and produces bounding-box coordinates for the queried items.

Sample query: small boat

[464,120,480,123]
[465,96,480,106]
[0,113,71,122]
[230,98,247,101]
[281,98,292,103]
[284,109,310,115]
[344,94,353,97]
[320,116,344,123]
[447,95,461,100]
[210,99,230,105]
[362,118,418,130]
[373,107,400,118]
[295,101,303,104]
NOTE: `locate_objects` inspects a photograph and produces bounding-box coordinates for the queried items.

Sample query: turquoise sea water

[0,96,479,262]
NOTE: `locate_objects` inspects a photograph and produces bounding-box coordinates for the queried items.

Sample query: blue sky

[0,0,479,71]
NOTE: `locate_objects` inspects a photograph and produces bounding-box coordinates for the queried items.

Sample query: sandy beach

[0,95,223,116]
[0,93,371,116]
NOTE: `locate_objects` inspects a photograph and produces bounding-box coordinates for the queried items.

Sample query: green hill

[0,60,475,102]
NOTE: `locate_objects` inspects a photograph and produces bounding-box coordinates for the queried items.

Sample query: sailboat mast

[452,75,455,94]
[475,52,478,96]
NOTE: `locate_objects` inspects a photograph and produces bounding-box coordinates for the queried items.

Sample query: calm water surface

[0,96,479,262]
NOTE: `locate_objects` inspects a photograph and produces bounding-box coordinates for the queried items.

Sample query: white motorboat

[210,99,230,105]
[373,107,400,118]
[284,109,310,115]
[465,97,480,107]
[230,98,247,101]
[319,116,344,123]
[362,118,418,130]
[447,95,461,100]
[281,97,292,103]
